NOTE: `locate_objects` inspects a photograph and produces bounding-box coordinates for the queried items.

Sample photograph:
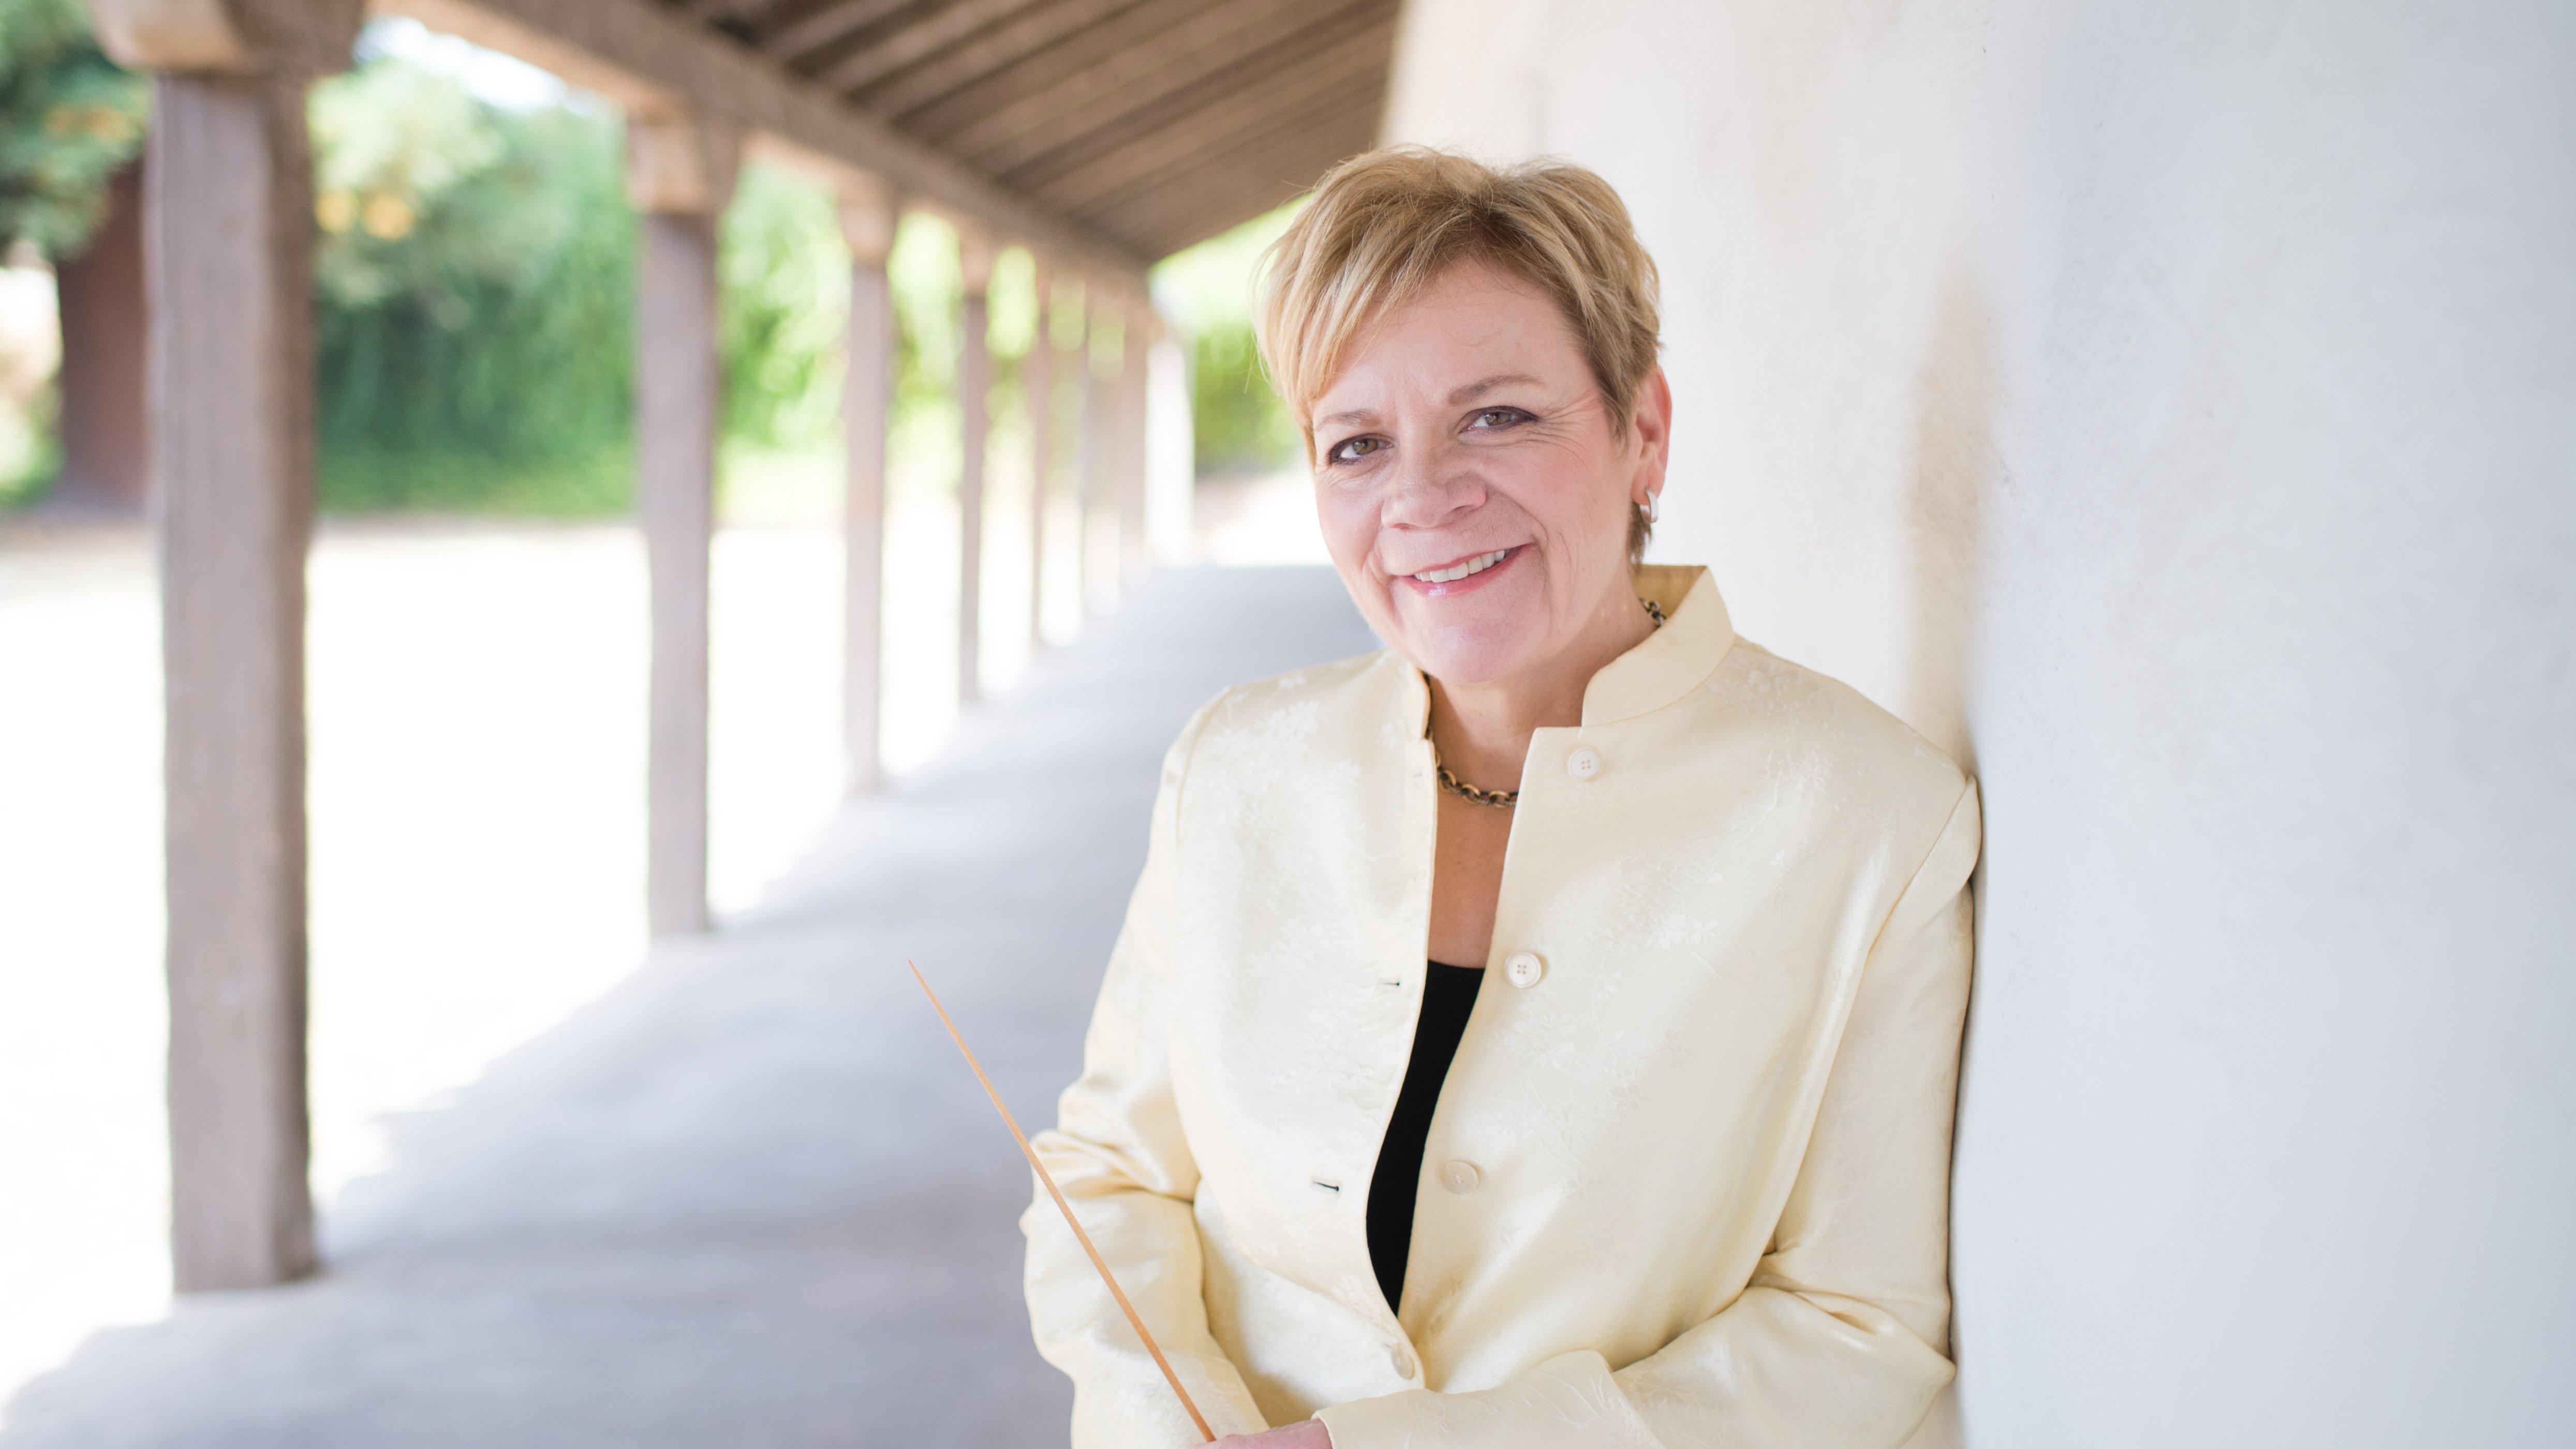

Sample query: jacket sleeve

[1023,701,1272,1447]
[1318,782,1983,1449]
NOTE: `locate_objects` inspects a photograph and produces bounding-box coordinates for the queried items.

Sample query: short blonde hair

[1256,146,1663,448]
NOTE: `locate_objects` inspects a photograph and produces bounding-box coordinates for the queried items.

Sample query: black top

[1368,960,1485,1313]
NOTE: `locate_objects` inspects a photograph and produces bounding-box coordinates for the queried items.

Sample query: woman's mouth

[1409,547,1516,585]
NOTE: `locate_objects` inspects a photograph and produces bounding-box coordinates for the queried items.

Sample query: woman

[1024,147,1979,1449]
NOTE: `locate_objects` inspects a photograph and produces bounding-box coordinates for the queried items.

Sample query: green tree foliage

[883,208,963,487]
[302,56,978,516]
[309,58,634,512]
[1185,317,1298,474]
[0,0,145,259]
[5,11,1241,517]
[717,164,847,451]
[1152,202,1303,476]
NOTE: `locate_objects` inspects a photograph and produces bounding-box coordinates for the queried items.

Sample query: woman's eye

[1469,407,1527,430]
[1329,436,1385,463]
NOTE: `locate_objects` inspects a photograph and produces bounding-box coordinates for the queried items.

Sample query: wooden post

[956,224,994,705]
[1024,259,1054,650]
[627,110,737,938]
[53,159,148,514]
[1118,301,1151,585]
[839,184,895,793]
[153,71,315,1297]
[87,0,363,1292]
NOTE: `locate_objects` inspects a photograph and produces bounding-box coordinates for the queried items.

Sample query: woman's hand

[1215,1419,1333,1448]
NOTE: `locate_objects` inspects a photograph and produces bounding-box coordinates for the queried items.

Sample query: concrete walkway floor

[2,565,1378,1449]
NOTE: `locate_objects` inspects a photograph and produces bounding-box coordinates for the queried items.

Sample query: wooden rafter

[817,0,1055,94]
[872,0,1246,138]
[991,5,1391,191]
[759,0,931,72]
[1014,21,1391,210]
[931,0,1341,159]
[638,0,1399,259]
[841,0,1138,120]
[391,0,1152,278]
[1088,82,1380,251]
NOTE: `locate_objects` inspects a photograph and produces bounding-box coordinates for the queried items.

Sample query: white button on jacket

[1024,567,1980,1449]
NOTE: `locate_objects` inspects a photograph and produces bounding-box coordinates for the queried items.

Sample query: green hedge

[0,0,146,260]
[309,60,634,513]
[3,10,1308,517]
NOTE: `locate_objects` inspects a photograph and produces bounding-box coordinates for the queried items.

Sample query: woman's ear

[1630,365,1675,501]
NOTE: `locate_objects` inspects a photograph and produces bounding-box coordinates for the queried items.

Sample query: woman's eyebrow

[1447,373,1542,405]
[1317,373,1542,427]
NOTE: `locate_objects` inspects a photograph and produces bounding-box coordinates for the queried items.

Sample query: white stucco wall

[1384,2,2574,1444]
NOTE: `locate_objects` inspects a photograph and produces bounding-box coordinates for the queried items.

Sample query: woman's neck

[1427,580,1656,791]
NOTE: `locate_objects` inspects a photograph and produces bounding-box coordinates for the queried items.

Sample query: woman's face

[1307,259,1669,689]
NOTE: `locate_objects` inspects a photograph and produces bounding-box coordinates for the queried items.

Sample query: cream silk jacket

[1023,566,1980,1449]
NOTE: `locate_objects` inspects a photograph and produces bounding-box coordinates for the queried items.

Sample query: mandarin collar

[1582,565,1735,726]
[1390,565,1737,735]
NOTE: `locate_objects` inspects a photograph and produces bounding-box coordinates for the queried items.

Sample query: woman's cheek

[1312,481,1378,563]
[1313,500,1387,609]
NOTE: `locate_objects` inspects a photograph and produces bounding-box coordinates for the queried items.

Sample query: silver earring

[1638,493,1661,526]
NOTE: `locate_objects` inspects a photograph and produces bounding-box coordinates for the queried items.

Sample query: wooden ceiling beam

[995,7,1384,184]
[676,0,784,23]
[815,0,1053,95]
[1082,92,1378,252]
[1103,107,1373,236]
[998,13,1392,201]
[941,0,1387,173]
[1113,159,1328,254]
[846,0,1132,119]
[756,0,920,68]
[889,0,1278,142]
[381,0,1152,278]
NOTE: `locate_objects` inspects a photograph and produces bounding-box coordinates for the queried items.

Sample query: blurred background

[0,0,1325,1413]
[1,1,2569,1445]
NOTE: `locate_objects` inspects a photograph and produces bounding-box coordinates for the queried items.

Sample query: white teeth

[1413,549,1511,584]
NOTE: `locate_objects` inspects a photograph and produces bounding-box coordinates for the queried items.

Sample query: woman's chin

[1371,566,1556,685]
[1394,621,1546,687]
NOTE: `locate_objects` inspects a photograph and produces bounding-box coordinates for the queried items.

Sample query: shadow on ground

[2,567,1376,1449]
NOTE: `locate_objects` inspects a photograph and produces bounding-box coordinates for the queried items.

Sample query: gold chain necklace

[1433,597,1666,809]
[1434,761,1520,809]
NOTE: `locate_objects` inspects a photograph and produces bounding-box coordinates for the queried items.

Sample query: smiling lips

[1410,547,1516,584]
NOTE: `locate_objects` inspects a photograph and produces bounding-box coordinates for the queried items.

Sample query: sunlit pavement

[2,518,839,1407]
[0,472,1348,1442]
[0,483,1034,1401]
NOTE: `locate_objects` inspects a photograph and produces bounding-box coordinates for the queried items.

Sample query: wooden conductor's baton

[907,962,1217,1443]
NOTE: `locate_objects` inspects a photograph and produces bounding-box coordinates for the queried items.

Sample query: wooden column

[153,71,315,1297]
[627,111,737,938]
[955,226,993,705]
[88,0,363,1292]
[1117,302,1151,585]
[1024,260,1054,650]
[54,160,148,514]
[839,186,895,794]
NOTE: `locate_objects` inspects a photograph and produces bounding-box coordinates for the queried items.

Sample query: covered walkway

[1,565,1375,1448]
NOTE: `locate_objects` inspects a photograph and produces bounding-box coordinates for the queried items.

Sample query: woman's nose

[1381,448,1484,529]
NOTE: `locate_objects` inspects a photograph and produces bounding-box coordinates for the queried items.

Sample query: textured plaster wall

[1383,2,2575,1443]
